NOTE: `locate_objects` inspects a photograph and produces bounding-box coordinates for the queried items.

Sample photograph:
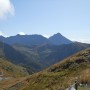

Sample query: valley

[0,34,89,90]
[1,48,90,90]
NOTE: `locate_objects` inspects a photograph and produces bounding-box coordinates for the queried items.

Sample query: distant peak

[51,33,63,37]
[16,34,21,36]
[54,33,62,36]
[49,32,72,45]
[56,32,61,35]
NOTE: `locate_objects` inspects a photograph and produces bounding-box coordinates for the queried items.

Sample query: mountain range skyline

[0,0,90,43]
[0,32,71,38]
[0,33,72,46]
[0,32,89,44]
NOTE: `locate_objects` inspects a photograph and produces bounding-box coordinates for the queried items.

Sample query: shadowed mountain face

[0,42,43,74]
[0,41,89,72]
[34,42,90,65]
[6,42,90,73]
[22,48,90,90]
[0,33,72,46]
[49,33,72,45]
[0,36,5,41]
[4,34,49,46]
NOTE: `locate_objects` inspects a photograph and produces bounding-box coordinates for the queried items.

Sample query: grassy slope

[0,57,28,77]
[0,57,29,89]
[23,48,90,90]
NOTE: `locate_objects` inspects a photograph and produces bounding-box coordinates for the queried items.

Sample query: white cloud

[71,38,90,44]
[0,31,4,36]
[43,34,49,38]
[0,31,8,37]
[0,0,15,19]
[78,39,90,43]
[18,32,26,35]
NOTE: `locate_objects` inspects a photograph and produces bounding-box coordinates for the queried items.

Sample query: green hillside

[0,57,28,77]
[23,48,90,90]
[0,57,29,90]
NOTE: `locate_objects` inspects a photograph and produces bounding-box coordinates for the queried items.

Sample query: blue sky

[0,0,90,43]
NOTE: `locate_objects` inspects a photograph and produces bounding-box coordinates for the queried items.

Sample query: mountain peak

[55,32,62,35]
[49,33,72,45]
[52,33,63,37]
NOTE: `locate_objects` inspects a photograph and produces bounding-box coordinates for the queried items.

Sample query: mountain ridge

[0,33,72,46]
